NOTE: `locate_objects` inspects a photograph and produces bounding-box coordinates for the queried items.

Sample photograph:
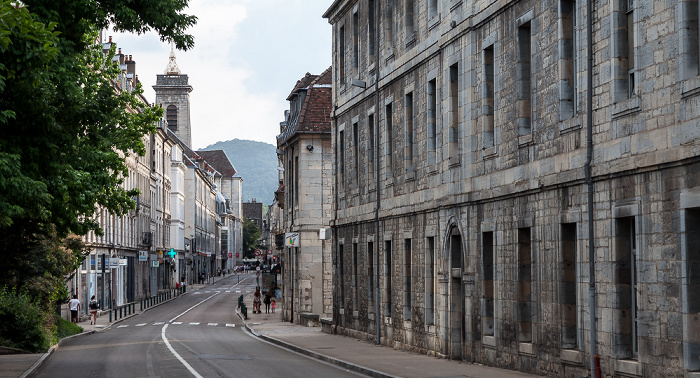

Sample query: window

[339,130,345,186]
[369,0,376,58]
[517,22,532,136]
[294,156,298,203]
[518,227,532,343]
[339,25,346,84]
[166,105,178,130]
[405,92,414,173]
[368,242,374,302]
[405,0,415,41]
[353,243,359,311]
[339,243,345,309]
[385,103,394,177]
[428,0,438,19]
[482,232,495,336]
[404,239,412,320]
[427,79,437,164]
[559,0,577,119]
[386,0,395,48]
[353,10,359,68]
[448,63,459,163]
[368,114,375,177]
[614,217,638,358]
[561,223,578,348]
[353,122,359,183]
[425,237,435,325]
[626,0,635,98]
[679,0,700,82]
[684,208,700,371]
[385,240,393,316]
[612,0,636,103]
[482,45,495,148]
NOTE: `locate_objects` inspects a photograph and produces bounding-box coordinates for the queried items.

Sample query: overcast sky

[112,0,332,150]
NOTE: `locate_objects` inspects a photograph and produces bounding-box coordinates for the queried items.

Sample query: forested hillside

[201,139,278,204]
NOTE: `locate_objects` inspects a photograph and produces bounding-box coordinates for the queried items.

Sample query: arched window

[166,105,178,130]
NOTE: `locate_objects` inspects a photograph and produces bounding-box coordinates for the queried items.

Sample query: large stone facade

[324,0,700,376]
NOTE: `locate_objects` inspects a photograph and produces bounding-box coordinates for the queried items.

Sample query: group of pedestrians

[68,294,100,325]
[252,286,276,314]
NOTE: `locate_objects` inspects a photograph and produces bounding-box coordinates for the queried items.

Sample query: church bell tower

[153,47,193,146]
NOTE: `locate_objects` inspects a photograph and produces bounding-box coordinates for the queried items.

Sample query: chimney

[109,36,113,43]
[126,55,136,78]
[118,48,124,65]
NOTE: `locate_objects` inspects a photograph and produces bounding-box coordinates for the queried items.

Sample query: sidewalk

[238,295,540,378]
[2,283,210,378]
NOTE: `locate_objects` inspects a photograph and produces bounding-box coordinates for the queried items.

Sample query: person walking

[271,299,276,313]
[89,295,99,325]
[69,294,80,323]
[263,291,271,313]
[253,288,261,314]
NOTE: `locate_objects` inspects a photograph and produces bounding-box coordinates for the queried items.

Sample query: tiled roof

[297,67,332,134]
[287,72,318,101]
[196,150,237,177]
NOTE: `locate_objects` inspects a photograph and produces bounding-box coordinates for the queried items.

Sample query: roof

[278,67,332,144]
[196,150,237,177]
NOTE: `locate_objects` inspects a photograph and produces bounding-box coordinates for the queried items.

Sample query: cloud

[112,0,331,150]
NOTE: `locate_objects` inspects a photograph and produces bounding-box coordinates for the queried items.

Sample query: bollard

[109,309,112,322]
[241,303,248,319]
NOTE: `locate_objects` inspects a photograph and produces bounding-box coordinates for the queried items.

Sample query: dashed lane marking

[207,323,218,326]
[135,323,146,327]
[226,324,235,328]
[189,322,200,326]
[172,321,183,325]
[154,322,165,325]
[118,325,128,328]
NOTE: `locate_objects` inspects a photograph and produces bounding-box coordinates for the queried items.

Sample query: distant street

[31,274,360,378]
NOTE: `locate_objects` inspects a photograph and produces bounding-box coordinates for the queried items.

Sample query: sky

[112,0,332,150]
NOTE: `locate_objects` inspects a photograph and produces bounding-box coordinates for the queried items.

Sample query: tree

[242,218,262,259]
[0,0,196,348]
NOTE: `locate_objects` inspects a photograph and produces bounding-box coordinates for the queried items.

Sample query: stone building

[243,200,264,232]
[153,46,193,147]
[277,69,334,323]
[324,0,700,377]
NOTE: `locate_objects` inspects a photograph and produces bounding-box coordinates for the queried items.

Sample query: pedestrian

[263,291,271,313]
[271,299,276,313]
[89,295,99,325]
[253,288,261,314]
[69,294,80,323]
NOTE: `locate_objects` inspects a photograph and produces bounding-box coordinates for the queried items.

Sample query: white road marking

[189,322,200,326]
[172,321,183,325]
[207,323,218,326]
[225,324,235,328]
[235,290,241,293]
[162,324,203,378]
[135,323,146,327]
[225,291,230,293]
[168,292,219,323]
[154,322,165,325]
[118,325,128,328]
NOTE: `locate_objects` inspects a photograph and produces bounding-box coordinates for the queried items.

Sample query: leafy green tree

[242,218,262,259]
[0,0,196,348]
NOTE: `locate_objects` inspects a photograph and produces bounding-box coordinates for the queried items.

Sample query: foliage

[0,288,52,353]
[242,217,261,259]
[201,139,278,204]
[0,0,196,349]
[53,314,83,341]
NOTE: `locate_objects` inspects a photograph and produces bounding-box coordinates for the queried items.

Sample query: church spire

[164,44,181,75]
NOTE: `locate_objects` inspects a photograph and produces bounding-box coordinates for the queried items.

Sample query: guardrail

[109,286,187,322]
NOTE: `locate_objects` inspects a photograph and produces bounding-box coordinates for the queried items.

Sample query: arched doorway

[447,225,464,360]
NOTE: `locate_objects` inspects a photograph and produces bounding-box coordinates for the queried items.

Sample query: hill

[201,139,278,204]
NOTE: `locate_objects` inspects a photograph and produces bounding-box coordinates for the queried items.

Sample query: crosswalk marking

[136,323,146,327]
[172,321,183,325]
[189,322,200,326]
[225,324,235,328]
[154,322,165,325]
[235,290,241,293]
[118,325,129,328]
[207,323,218,326]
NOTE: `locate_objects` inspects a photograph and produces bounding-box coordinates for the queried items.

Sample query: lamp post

[101,248,106,309]
[109,243,115,310]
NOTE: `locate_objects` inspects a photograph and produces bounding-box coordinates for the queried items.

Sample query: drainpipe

[585,1,597,376]
[286,142,295,323]
[374,0,381,346]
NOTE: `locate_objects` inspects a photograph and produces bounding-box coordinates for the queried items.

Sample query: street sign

[267,250,273,255]
[110,258,119,269]
[254,249,263,256]
[138,251,148,262]
[151,260,159,268]
[235,252,239,258]
[168,248,176,258]
[119,258,127,266]
[228,252,232,258]
[285,232,300,247]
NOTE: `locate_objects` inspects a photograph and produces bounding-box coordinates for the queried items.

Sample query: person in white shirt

[69,294,80,323]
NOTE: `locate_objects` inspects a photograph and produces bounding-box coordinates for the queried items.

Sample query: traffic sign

[254,249,263,256]
[267,250,273,255]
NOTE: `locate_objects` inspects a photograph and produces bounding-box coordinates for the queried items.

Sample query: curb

[19,292,186,378]
[234,307,397,378]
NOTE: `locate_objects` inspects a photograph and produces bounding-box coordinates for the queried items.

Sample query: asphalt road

[31,275,361,378]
